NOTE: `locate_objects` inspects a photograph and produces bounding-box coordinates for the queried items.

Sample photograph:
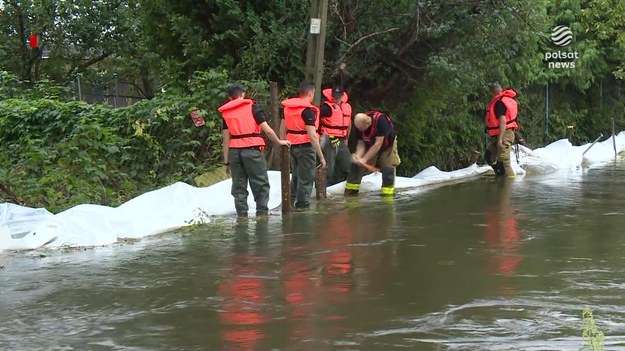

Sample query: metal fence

[72,76,146,107]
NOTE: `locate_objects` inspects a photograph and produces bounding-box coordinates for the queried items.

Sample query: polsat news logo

[545,25,579,69]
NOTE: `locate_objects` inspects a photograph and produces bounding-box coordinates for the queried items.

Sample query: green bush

[0,70,268,212]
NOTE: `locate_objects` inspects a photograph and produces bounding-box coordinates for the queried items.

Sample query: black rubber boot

[344,188,360,197]
[493,161,506,176]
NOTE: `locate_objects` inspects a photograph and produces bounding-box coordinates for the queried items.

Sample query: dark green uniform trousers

[290,143,316,209]
[229,147,270,216]
[320,134,351,186]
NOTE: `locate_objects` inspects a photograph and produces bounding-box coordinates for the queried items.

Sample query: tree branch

[66,52,111,80]
[79,52,112,71]
[0,183,23,205]
[338,27,400,64]
[398,8,421,57]
[331,0,348,40]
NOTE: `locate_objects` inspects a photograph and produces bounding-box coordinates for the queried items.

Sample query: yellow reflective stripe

[345,182,360,190]
[381,186,394,195]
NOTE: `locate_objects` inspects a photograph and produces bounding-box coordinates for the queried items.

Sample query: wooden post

[270,82,280,131]
[315,166,327,200]
[314,0,328,106]
[469,150,480,164]
[305,0,318,83]
[266,82,281,170]
[567,125,574,143]
[305,0,329,106]
[281,145,292,214]
[612,117,617,158]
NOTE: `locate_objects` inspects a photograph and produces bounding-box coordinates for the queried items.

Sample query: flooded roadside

[3,163,625,350]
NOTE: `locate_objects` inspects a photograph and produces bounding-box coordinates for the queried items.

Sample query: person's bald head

[354,113,372,131]
[489,82,502,97]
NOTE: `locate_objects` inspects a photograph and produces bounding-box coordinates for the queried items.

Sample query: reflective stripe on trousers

[381,186,394,196]
[345,182,360,191]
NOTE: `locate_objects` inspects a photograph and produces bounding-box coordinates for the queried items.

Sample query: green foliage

[0,0,139,82]
[2,0,625,210]
[0,69,267,212]
[582,307,605,351]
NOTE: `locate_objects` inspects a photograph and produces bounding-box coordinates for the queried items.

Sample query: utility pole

[305,0,329,106]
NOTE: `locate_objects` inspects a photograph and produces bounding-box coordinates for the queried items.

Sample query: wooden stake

[469,150,480,164]
[281,145,292,214]
[267,82,281,170]
[612,118,617,158]
[315,166,327,200]
[567,125,574,143]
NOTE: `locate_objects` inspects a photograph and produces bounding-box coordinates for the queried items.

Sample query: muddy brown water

[3,163,625,350]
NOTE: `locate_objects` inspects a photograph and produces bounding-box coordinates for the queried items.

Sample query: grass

[582,307,605,351]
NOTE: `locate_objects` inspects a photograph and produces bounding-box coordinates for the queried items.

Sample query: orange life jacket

[282,97,320,145]
[485,89,518,137]
[361,110,395,149]
[320,88,352,138]
[218,98,265,148]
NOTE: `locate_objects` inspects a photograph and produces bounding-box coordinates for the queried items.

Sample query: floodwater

[3,164,625,350]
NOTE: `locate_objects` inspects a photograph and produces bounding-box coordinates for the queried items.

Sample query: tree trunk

[12,1,32,81]
[140,62,155,99]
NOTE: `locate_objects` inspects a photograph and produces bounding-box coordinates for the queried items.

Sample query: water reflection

[318,208,354,299]
[484,179,522,290]
[280,214,317,347]
[347,199,400,295]
[217,220,270,351]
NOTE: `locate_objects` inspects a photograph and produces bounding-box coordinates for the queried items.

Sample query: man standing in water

[319,86,352,185]
[219,84,290,217]
[280,81,327,209]
[344,110,400,197]
[484,83,518,178]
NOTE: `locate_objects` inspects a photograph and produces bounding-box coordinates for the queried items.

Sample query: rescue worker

[484,82,518,177]
[344,110,400,197]
[319,86,352,185]
[279,81,327,209]
[219,84,291,217]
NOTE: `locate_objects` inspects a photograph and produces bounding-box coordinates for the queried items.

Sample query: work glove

[329,136,341,147]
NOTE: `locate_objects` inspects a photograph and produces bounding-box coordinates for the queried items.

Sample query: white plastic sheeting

[0,172,283,251]
[2,133,625,251]
[518,132,625,174]
[0,203,53,240]
[326,163,491,195]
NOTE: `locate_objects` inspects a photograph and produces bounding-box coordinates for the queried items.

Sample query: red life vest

[282,97,320,145]
[320,88,352,138]
[218,98,265,148]
[485,89,518,137]
[361,110,395,149]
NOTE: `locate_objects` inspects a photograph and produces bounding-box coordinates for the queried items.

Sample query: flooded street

[4,163,625,350]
